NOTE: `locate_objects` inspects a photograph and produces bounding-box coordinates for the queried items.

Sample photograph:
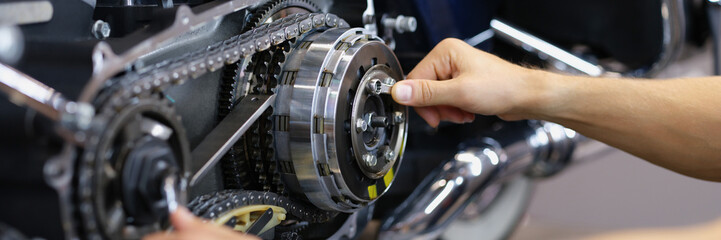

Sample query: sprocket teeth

[220,0,318,195]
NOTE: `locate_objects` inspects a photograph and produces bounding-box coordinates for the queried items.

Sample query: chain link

[100,13,343,112]
[77,12,346,239]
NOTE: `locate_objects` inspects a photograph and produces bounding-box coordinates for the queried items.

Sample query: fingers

[392,79,460,107]
[436,106,468,124]
[144,207,261,240]
[415,106,475,128]
[414,107,440,127]
[170,207,200,231]
[407,38,469,81]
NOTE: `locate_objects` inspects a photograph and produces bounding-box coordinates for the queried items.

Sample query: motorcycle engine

[0,0,406,239]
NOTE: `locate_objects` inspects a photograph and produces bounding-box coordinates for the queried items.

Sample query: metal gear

[68,12,346,239]
[219,0,318,195]
[77,93,190,240]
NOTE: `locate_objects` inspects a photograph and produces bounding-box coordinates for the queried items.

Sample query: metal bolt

[366,79,382,95]
[383,148,395,162]
[370,116,388,128]
[383,15,418,34]
[355,118,368,133]
[363,153,377,167]
[92,20,111,39]
[393,111,404,124]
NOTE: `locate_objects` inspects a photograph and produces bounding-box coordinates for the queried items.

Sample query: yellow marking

[383,167,394,187]
[212,205,286,234]
[367,185,378,199]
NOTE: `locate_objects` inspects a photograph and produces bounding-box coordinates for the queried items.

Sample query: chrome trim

[380,122,578,239]
[464,29,494,47]
[708,0,721,75]
[646,0,685,77]
[491,0,684,77]
[490,19,604,77]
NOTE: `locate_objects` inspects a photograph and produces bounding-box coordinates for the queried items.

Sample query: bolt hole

[373,81,382,93]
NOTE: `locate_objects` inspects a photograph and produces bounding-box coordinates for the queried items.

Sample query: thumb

[392,79,458,107]
[170,207,202,231]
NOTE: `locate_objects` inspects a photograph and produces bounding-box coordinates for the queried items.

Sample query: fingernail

[393,83,412,103]
[465,116,474,123]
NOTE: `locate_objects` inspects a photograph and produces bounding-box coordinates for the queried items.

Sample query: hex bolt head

[393,111,405,124]
[355,118,368,133]
[383,148,395,162]
[366,79,382,95]
[363,153,377,167]
[92,20,111,39]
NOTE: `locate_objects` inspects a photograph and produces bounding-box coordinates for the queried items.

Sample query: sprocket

[77,92,190,240]
[219,0,318,195]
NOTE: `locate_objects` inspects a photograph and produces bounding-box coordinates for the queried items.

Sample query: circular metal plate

[277,28,407,212]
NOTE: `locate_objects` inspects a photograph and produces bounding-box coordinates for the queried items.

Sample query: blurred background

[491,44,721,240]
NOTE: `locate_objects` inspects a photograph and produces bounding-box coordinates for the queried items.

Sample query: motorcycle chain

[188,190,334,223]
[220,0,318,195]
[79,12,346,240]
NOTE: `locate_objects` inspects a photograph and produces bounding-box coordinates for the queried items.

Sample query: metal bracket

[0,63,95,136]
[190,94,275,185]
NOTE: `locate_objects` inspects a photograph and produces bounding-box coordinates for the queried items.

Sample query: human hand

[392,38,549,127]
[143,207,260,240]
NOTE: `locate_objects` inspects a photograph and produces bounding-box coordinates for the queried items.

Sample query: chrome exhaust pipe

[379,121,577,239]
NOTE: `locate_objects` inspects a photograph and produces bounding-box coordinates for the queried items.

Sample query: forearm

[527,71,721,181]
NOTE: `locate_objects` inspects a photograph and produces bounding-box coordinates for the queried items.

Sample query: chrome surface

[647,0,685,77]
[162,175,182,213]
[380,122,578,239]
[492,0,684,77]
[464,29,494,47]
[442,177,533,240]
[709,0,721,75]
[380,147,505,240]
[0,1,53,25]
[0,24,23,65]
[190,94,275,185]
[490,19,605,77]
[91,20,111,40]
[279,27,407,212]
[362,0,377,34]
[382,15,417,34]
[351,65,404,179]
[0,63,95,131]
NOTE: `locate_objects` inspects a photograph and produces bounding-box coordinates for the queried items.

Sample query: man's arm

[535,74,721,181]
[392,38,721,181]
